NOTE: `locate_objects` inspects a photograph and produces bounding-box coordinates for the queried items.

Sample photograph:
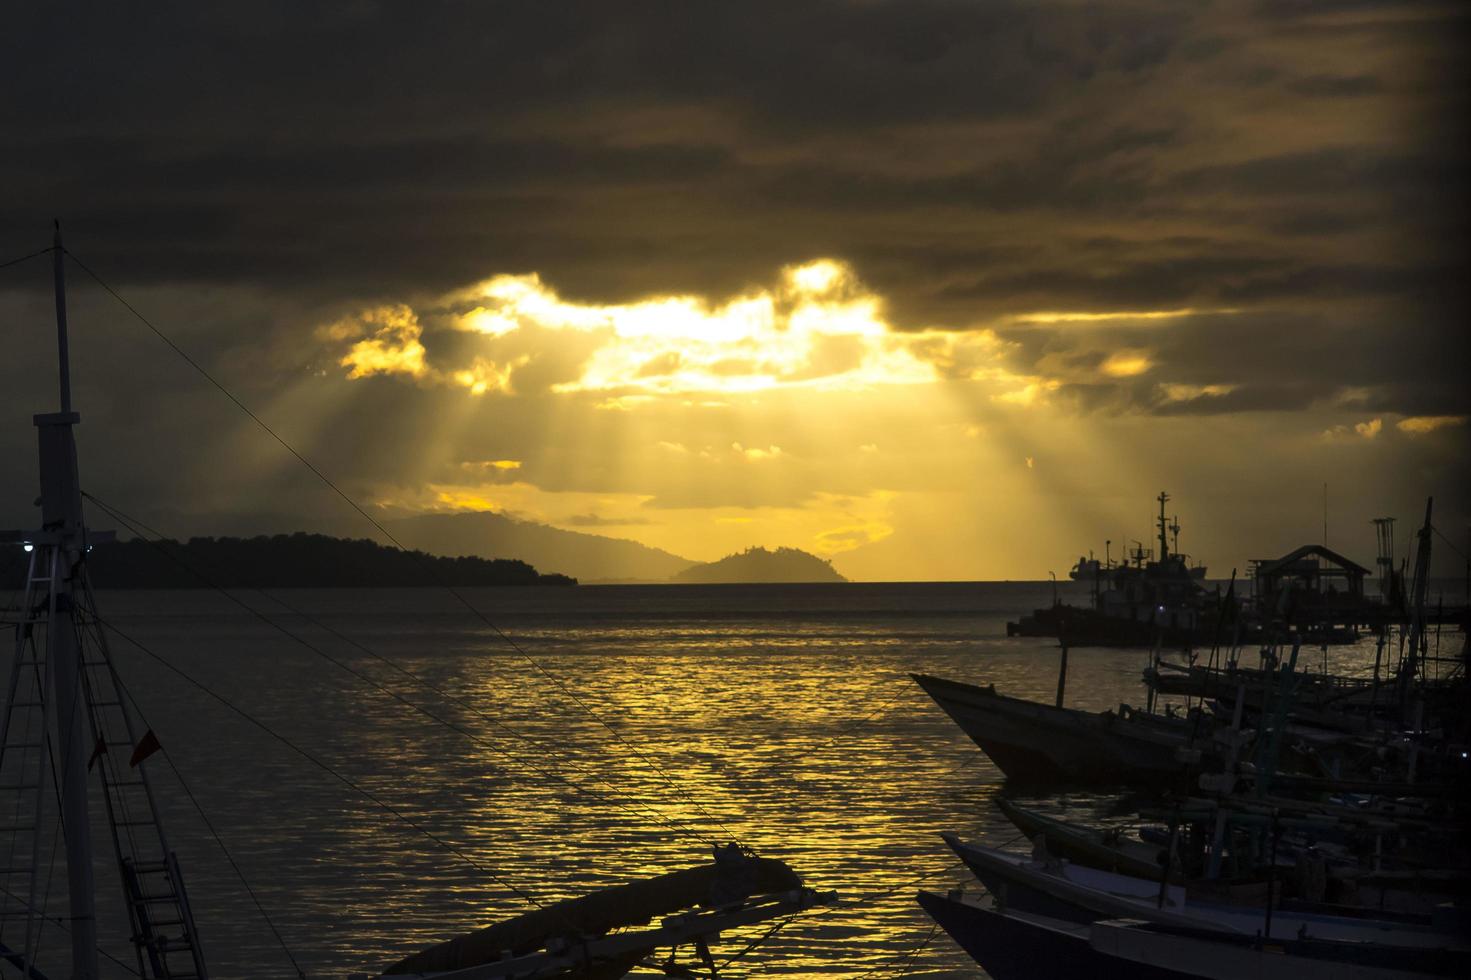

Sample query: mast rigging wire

[70,596,308,979]
[82,491,722,847]
[0,247,53,272]
[82,609,550,915]
[63,248,740,845]
[0,881,143,977]
[70,501,970,977]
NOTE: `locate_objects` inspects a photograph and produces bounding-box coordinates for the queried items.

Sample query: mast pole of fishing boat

[1156,491,1170,560]
[41,223,101,980]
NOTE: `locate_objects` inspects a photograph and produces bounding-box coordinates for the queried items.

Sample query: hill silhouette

[387,510,696,582]
[4,533,576,589]
[671,546,847,584]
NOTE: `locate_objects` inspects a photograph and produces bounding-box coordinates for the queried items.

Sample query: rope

[65,248,740,845]
[888,922,940,980]
[82,609,550,914]
[0,247,53,273]
[1430,523,1468,564]
[0,881,142,977]
[862,922,939,980]
[717,860,965,977]
[82,491,722,848]
[75,608,308,979]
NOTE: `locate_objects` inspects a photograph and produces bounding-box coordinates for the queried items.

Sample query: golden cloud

[320,259,1043,399]
[1158,383,1237,402]
[1396,415,1467,436]
[1321,417,1383,442]
[1100,350,1153,378]
[733,442,783,462]
[324,305,428,380]
[813,520,894,555]
[1009,308,1237,327]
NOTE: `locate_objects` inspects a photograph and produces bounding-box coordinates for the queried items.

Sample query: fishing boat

[1069,554,1104,582]
[996,798,1174,881]
[910,672,1220,784]
[918,889,1469,980]
[938,832,1466,945]
[921,487,1468,978]
[918,889,1136,979]
[364,847,833,980]
[1011,493,1219,647]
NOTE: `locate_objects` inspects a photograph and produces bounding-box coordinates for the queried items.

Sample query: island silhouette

[671,546,847,584]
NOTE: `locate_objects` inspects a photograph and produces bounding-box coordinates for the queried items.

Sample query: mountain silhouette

[15,532,576,589]
[387,510,697,582]
[671,546,847,584]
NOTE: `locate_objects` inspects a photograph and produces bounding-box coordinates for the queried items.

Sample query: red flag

[129,730,162,768]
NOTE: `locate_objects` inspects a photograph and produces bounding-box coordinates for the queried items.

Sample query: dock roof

[1252,544,1372,578]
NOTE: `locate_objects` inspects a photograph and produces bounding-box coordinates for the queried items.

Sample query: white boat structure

[0,230,835,979]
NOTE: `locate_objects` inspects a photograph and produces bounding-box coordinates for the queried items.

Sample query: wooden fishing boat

[918,890,1469,980]
[996,798,1173,880]
[918,889,1145,980]
[1090,916,1471,979]
[939,833,1463,946]
[911,673,1219,784]
[364,848,834,980]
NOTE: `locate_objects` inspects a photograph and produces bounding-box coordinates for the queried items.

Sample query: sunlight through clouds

[321,305,428,379]
[1100,350,1153,378]
[1397,415,1467,436]
[319,259,1030,398]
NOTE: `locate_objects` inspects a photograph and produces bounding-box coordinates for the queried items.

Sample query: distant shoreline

[2,533,576,590]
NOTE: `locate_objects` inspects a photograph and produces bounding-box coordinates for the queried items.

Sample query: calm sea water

[1,580,1397,979]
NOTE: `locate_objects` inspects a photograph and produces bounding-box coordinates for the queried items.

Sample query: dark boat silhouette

[910,673,1217,785]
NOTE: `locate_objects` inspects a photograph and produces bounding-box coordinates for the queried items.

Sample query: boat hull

[917,891,1177,980]
[911,673,1197,784]
[1091,918,1469,979]
[996,797,1171,880]
[919,891,1465,980]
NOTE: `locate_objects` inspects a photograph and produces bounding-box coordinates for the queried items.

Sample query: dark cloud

[4,2,1461,309]
[0,0,1465,561]
[1286,74,1382,97]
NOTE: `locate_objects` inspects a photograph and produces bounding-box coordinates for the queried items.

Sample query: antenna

[1322,482,1327,547]
[1156,491,1170,560]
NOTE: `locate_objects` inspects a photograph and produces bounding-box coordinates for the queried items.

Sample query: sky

[1,1,1467,580]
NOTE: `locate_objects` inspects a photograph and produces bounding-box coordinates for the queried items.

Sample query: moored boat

[911,672,1219,784]
[997,798,1174,880]
[919,890,1469,980]
[941,832,1465,945]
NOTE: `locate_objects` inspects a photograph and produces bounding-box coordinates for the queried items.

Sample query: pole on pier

[1055,639,1069,708]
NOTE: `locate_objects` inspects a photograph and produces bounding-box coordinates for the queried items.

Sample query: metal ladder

[0,545,57,976]
[73,576,207,980]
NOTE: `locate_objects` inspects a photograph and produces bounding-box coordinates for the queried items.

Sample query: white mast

[36,223,101,979]
[4,229,206,979]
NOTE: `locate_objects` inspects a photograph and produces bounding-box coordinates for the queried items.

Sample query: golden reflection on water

[7,584,1396,979]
